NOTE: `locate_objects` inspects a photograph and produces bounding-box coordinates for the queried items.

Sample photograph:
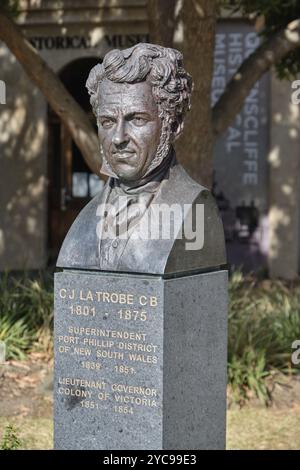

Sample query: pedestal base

[54,269,228,450]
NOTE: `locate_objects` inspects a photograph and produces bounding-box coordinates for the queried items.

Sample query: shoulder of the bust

[56,191,103,268]
[169,163,209,195]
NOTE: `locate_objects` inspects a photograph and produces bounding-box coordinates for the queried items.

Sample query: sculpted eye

[131,116,147,126]
[100,119,114,129]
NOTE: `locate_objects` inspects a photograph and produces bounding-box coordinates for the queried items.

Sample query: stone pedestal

[54,269,228,450]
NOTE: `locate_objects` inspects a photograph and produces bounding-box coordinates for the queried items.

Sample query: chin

[114,165,141,182]
[118,172,140,183]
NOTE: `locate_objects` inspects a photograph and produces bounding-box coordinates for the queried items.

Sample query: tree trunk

[212,19,300,138]
[175,0,217,188]
[147,0,217,188]
[0,8,100,175]
[147,0,177,47]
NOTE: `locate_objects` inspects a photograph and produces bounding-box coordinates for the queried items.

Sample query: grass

[1,409,300,450]
[0,271,53,360]
[227,407,300,450]
[0,417,53,450]
[0,424,21,450]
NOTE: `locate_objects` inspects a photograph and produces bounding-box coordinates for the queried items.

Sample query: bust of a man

[57,43,226,275]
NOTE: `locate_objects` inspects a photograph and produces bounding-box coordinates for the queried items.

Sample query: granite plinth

[54,269,227,450]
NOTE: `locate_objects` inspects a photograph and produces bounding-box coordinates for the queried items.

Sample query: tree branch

[212,19,300,138]
[0,8,100,174]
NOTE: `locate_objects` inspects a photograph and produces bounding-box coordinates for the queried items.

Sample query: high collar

[109,147,176,195]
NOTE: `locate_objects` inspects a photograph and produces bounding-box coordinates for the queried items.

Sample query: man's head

[86,43,193,183]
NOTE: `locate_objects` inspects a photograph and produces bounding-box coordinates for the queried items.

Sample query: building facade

[0,0,299,278]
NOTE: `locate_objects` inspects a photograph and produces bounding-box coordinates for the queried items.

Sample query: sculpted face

[97,78,162,182]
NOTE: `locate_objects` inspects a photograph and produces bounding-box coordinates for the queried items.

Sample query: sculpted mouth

[114,152,136,160]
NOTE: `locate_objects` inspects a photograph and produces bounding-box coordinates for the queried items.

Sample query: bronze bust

[57,43,226,275]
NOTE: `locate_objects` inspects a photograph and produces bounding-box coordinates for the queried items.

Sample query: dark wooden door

[47,57,104,263]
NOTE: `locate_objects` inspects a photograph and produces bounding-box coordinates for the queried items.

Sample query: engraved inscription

[55,278,162,417]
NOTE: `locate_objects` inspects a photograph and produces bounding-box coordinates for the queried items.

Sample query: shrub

[1,424,21,450]
[228,271,300,404]
[0,271,53,360]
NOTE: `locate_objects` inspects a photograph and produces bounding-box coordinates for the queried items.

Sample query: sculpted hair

[86,43,193,133]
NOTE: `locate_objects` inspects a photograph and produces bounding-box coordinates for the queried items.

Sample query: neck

[118,146,176,191]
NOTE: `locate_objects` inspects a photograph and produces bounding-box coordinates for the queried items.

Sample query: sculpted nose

[112,121,129,147]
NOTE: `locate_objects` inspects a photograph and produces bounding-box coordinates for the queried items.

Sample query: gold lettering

[59,288,67,298]
[111,384,157,396]
[58,345,70,353]
[97,392,110,400]
[96,350,124,360]
[128,353,157,364]
[58,377,106,389]
[58,335,80,344]
[73,347,91,356]
[139,295,147,306]
[58,387,92,399]
[67,327,147,342]
[68,289,75,300]
[80,290,94,301]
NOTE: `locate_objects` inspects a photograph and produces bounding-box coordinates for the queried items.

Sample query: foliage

[0,0,20,17]
[0,424,21,450]
[0,272,53,360]
[228,271,300,405]
[221,0,300,78]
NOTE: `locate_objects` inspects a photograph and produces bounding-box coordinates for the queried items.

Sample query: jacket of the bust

[57,162,226,275]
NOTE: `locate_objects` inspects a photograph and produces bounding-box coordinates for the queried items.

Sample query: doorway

[47,57,104,263]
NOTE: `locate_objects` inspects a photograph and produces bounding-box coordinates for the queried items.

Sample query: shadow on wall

[0,45,47,270]
[268,82,300,280]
